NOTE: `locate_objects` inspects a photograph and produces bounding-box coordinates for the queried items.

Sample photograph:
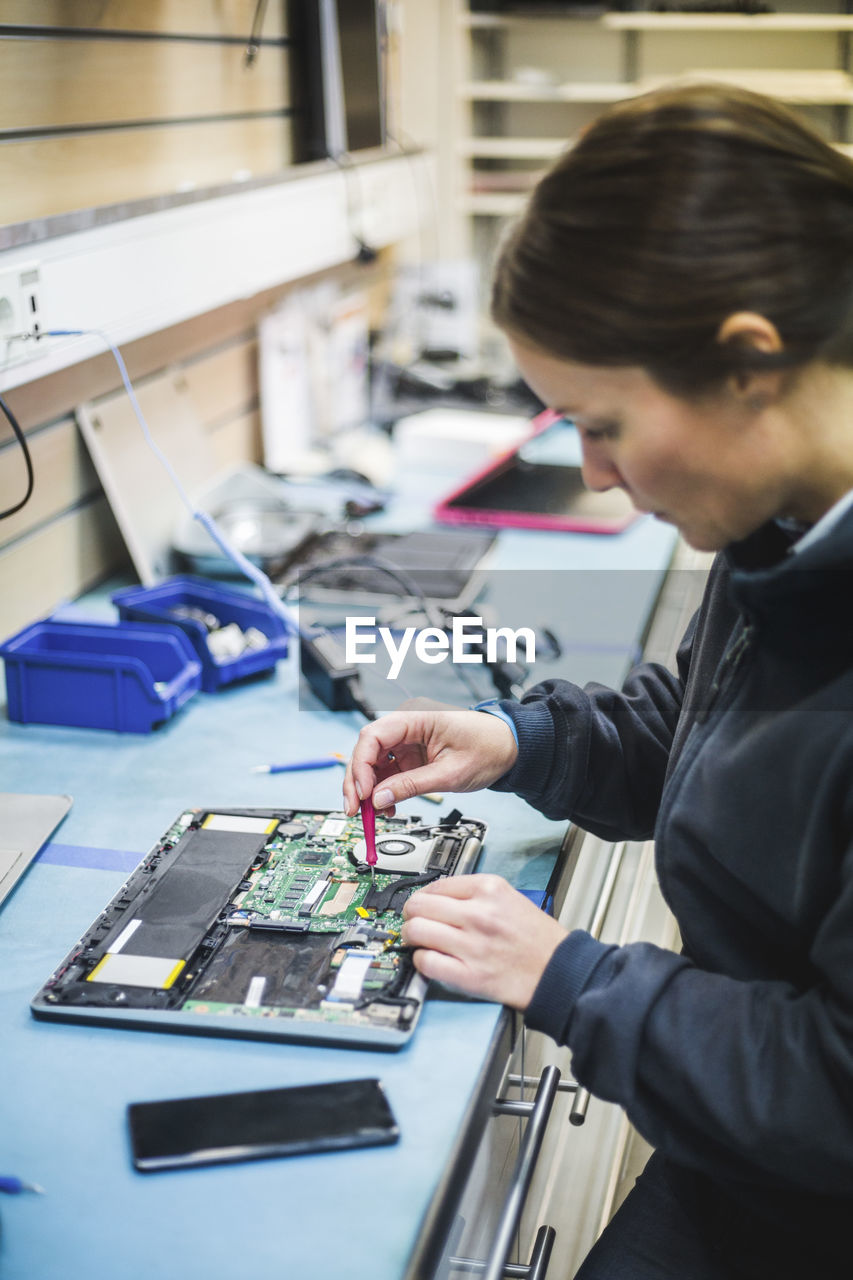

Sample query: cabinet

[407,543,710,1279]
[449,2,853,298]
[411,835,680,1280]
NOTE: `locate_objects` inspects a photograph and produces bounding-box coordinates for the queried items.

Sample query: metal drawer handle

[567,841,629,1127]
[503,1070,589,1127]
[450,1224,556,1279]
[504,1071,587,1127]
[569,1088,590,1127]
[504,1073,578,1097]
[453,1064,561,1280]
[588,841,628,940]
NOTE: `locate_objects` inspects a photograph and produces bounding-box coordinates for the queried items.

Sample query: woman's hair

[491,83,853,395]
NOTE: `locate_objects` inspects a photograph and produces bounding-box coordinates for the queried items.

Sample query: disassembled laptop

[32,806,486,1049]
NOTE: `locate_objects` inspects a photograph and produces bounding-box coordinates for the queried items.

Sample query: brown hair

[491,83,853,395]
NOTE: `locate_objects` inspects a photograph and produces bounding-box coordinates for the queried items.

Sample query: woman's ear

[716,312,785,409]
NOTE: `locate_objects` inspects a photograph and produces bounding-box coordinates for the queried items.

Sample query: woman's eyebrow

[568,412,610,427]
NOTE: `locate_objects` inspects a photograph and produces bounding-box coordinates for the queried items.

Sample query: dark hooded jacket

[493,508,853,1272]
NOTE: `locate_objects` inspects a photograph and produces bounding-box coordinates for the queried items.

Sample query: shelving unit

[450,1,853,298]
[463,67,853,103]
[603,11,853,29]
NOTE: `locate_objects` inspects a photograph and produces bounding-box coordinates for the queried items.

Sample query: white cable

[45,329,299,635]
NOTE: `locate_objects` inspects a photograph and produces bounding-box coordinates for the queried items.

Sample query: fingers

[344,732,448,816]
[402,915,486,996]
[401,875,497,934]
[371,761,454,813]
[342,713,424,815]
[343,706,518,816]
[404,872,506,908]
[401,877,507,979]
[402,884,472,930]
[401,875,569,1009]
[402,870,507,921]
[342,750,398,817]
[409,947,470,991]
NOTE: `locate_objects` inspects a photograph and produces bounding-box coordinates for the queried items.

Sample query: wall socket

[0,261,46,363]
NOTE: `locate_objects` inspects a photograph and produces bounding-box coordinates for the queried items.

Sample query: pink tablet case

[433,410,638,534]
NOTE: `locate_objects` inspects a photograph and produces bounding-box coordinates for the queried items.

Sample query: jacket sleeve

[488,620,695,841]
[525,840,853,1195]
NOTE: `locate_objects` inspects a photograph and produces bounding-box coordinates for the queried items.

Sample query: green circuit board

[230,810,405,932]
[178,808,454,1024]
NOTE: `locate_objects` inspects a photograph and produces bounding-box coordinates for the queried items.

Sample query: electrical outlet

[0,261,46,363]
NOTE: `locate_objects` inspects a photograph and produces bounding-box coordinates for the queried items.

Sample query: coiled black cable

[0,393,34,520]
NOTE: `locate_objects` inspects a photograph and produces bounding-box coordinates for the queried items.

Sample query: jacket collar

[723,507,853,648]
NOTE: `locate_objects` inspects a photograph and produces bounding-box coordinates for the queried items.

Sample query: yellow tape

[162,960,186,989]
[86,955,110,982]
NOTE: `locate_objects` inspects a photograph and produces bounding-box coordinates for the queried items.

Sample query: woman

[343,84,853,1277]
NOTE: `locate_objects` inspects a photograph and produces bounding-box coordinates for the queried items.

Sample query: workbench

[0,466,678,1280]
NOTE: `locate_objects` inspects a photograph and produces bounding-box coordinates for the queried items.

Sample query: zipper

[654,616,756,916]
[694,618,756,725]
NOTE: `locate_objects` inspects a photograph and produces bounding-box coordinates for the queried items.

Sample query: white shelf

[462,79,634,103]
[460,192,528,216]
[605,12,853,32]
[464,69,853,107]
[638,68,853,105]
[465,10,853,33]
[458,136,570,159]
[462,11,592,27]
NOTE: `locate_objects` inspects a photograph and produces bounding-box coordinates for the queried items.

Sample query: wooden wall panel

[0,2,288,39]
[0,0,292,227]
[207,407,262,471]
[1,119,291,224]
[0,40,289,131]
[0,497,127,638]
[180,337,258,429]
[0,417,98,550]
[0,335,261,632]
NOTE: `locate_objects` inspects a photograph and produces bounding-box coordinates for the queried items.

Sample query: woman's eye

[581,423,619,442]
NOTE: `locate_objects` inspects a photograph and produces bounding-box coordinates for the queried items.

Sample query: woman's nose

[580,442,624,492]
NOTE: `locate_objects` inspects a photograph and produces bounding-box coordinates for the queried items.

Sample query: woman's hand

[342,700,518,816]
[401,874,567,1010]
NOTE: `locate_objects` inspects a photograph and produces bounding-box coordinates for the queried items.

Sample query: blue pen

[0,1176,44,1195]
[251,754,347,774]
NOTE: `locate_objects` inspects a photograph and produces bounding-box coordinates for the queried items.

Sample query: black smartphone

[127,1077,399,1172]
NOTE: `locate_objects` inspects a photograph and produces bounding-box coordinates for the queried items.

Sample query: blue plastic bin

[111,576,289,692]
[1,620,202,733]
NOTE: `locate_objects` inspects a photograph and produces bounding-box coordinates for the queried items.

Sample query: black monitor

[289,0,385,162]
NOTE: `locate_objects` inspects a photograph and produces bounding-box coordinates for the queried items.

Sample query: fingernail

[355,780,363,800]
[374,788,393,809]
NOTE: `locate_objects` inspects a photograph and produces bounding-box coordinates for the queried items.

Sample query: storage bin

[112,576,289,692]
[1,620,202,733]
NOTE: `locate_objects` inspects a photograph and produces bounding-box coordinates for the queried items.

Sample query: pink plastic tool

[361,795,377,872]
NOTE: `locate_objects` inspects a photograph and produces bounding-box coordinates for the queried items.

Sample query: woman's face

[508,335,795,552]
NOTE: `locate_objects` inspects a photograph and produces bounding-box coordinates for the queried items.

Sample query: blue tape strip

[519,889,548,909]
[36,842,141,872]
